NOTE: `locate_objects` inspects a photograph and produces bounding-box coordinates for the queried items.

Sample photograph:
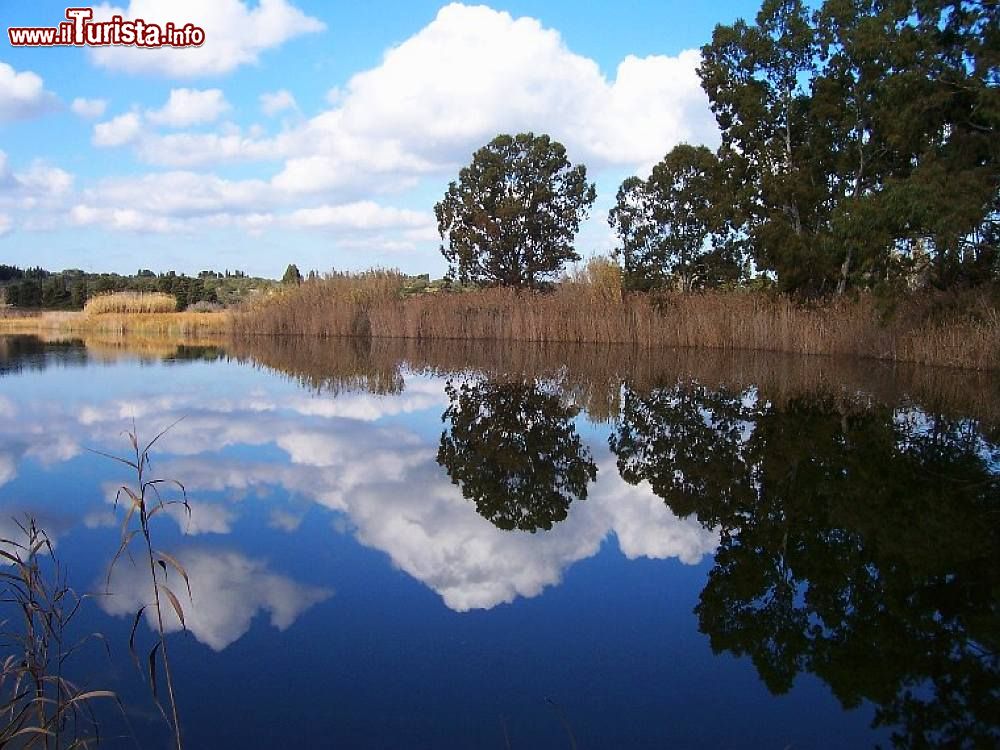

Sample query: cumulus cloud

[260,89,297,116]
[260,3,715,193]
[75,3,715,246]
[93,112,143,147]
[69,169,435,236]
[89,0,325,77]
[0,152,74,228]
[0,63,57,122]
[101,547,331,650]
[98,3,713,179]
[71,97,108,119]
[147,88,230,127]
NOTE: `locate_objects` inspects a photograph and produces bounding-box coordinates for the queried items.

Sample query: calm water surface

[0,334,997,748]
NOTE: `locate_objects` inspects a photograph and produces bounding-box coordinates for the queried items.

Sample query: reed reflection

[437,378,597,531]
[611,381,1000,747]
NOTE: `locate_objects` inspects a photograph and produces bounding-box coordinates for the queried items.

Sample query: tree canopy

[609,144,744,290]
[435,133,597,289]
[608,0,997,295]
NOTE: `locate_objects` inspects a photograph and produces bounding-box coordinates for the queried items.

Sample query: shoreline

[3,290,998,371]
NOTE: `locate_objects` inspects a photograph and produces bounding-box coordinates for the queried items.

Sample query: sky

[0,0,762,278]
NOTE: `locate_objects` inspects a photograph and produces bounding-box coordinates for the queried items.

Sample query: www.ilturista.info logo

[8,7,205,48]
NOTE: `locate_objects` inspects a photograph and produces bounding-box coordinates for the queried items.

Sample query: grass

[231,273,1000,371]
[85,292,177,315]
[0,518,117,748]
[0,310,230,337]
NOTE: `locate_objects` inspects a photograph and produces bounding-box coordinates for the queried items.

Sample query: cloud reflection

[101,547,332,651]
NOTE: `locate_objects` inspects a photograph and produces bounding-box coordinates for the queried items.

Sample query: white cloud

[89,0,325,77]
[93,112,143,147]
[147,88,230,127]
[71,204,174,233]
[260,89,297,116]
[264,3,714,192]
[135,131,279,168]
[166,501,236,535]
[289,201,432,231]
[0,63,56,122]
[71,97,108,119]
[101,548,331,650]
[16,162,73,196]
[108,4,713,191]
[0,214,11,238]
[0,454,15,487]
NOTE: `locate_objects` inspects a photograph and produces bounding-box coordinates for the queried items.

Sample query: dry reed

[0,517,118,747]
[94,426,192,750]
[85,292,177,315]
[0,311,229,336]
[232,276,1000,371]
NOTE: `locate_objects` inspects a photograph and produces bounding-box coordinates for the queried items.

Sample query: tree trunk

[836,247,852,295]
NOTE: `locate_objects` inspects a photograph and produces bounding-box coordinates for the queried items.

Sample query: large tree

[609,144,743,290]
[699,0,999,294]
[434,133,596,289]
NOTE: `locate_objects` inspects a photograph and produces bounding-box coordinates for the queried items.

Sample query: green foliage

[281,264,303,286]
[0,267,273,311]
[696,0,999,295]
[435,133,597,289]
[609,145,745,290]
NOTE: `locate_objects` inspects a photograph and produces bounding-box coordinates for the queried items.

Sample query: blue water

[0,336,995,748]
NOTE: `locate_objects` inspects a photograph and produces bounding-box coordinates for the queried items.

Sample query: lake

[0,334,997,748]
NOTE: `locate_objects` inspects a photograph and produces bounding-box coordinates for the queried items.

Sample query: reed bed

[85,292,177,315]
[0,311,230,336]
[232,277,1000,371]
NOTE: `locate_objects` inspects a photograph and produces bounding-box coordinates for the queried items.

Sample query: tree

[435,133,597,289]
[609,145,743,290]
[700,0,828,293]
[281,264,303,285]
[437,378,597,531]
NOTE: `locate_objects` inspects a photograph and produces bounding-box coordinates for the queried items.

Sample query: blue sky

[0,1,761,278]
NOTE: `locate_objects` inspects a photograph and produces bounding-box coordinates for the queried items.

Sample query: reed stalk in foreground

[0,517,117,748]
[94,422,192,750]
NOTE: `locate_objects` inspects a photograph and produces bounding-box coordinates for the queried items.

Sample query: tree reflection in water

[611,381,999,747]
[437,378,597,532]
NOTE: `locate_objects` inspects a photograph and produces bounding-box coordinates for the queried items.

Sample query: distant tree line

[437,0,997,297]
[0,266,272,310]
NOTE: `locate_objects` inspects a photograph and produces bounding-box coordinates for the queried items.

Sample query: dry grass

[0,517,117,747]
[0,311,230,336]
[85,292,177,315]
[232,276,1000,371]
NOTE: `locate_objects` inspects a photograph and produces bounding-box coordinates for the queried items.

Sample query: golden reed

[232,275,999,371]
